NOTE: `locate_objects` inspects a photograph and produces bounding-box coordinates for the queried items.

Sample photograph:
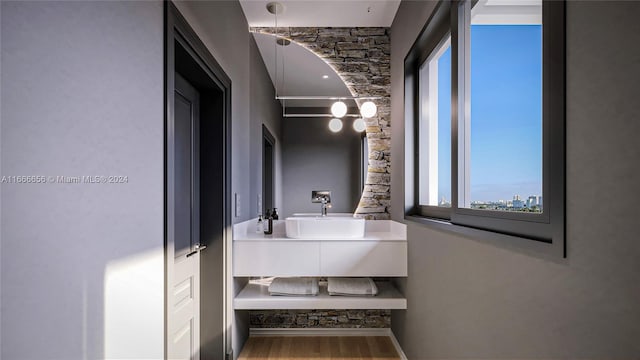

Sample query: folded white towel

[268,277,319,296]
[327,277,378,296]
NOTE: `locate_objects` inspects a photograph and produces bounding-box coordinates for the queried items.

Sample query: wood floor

[238,336,401,359]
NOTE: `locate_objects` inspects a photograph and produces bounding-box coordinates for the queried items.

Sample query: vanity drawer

[234,241,321,276]
[320,241,407,277]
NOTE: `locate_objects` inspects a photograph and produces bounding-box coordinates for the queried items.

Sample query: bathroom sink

[285,216,365,239]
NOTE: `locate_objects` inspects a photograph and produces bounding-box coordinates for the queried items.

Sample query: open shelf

[234,281,407,310]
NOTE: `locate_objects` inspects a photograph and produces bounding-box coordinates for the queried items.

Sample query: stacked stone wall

[249,309,391,328]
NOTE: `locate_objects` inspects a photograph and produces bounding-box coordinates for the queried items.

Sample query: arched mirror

[253,32,368,218]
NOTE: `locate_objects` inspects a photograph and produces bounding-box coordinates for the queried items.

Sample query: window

[405,0,565,257]
[465,5,543,213]
[418,36,451,209]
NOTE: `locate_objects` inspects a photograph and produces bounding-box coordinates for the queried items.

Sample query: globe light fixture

[328,118,343,133]
[360,101,377,118]
[353,118,366,132]
[331,101,348,118]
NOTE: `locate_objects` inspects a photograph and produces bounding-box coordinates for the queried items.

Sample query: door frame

[262,125,276,216]
[165,2,232,359]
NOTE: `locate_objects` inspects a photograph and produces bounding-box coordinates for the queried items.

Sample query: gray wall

[282,116,361,217]
[390,1,640,358]
[172,1,283,357]
[1,1,164,359]
[1,0,283,358]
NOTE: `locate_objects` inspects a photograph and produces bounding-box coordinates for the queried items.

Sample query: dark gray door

[169,72,201,360]
[168,7,232,358]
[174,73,200,258]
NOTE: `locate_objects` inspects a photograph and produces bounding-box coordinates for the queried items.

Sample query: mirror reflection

[252,32,366,218]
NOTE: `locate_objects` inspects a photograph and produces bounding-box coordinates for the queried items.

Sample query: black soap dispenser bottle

[271,208,279,220]
[264,209,273,235]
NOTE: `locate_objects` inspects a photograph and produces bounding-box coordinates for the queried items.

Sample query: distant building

[439,196,450,207]
[512,195,525,209]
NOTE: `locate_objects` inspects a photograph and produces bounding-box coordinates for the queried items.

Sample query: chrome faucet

[311,190,332,217]
[320,197,330,216]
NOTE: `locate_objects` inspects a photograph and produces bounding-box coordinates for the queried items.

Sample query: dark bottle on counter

[271,208,279,220]
[264,211,273,235]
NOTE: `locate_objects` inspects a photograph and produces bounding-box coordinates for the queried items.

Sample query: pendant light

[267,2,379,133]
[360,101,377,118]
[331,101,348,118]
[328,118,343,133]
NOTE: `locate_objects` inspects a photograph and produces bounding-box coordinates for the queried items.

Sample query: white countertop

[233,219,406,242]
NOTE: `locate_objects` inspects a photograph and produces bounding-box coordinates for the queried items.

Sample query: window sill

[404,215,565,261]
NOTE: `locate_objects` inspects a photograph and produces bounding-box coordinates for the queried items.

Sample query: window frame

[404,0,566,258]
[417,34,452,212]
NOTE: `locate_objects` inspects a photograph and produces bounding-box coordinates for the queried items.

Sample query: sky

[437,24,542,203]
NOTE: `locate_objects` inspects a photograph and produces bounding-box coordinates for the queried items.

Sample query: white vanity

[232,217,407,309]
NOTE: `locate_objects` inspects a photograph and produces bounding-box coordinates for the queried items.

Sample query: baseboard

[387,329,409,360]
[249,328,407,359]
[250,327,389,337]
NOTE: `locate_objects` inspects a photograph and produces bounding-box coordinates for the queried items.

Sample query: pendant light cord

[274,9,278,99]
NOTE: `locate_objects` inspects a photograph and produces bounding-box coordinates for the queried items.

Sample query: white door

[168,73,203,360]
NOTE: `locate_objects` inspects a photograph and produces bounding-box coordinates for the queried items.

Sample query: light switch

[235,193,241,218]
